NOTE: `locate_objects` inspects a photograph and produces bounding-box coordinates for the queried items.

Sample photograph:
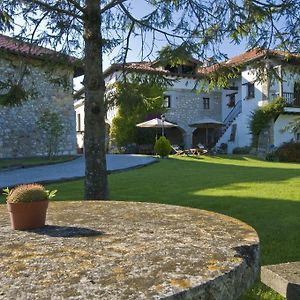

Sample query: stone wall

[165,89,222,148]
[0,54,77,158]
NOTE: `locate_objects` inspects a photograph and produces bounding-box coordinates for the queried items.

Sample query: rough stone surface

[0,201,260,300]
[261,262,300,300]
[164,89,222,148]
[0,54,77,158]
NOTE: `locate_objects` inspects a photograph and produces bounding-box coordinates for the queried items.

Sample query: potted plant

[2,184,57,230]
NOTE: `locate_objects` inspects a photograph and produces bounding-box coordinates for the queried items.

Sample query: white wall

[274,114,298,146]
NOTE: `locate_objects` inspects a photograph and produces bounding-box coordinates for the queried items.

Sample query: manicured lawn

[1,155,299,299]
[0,155,76,170]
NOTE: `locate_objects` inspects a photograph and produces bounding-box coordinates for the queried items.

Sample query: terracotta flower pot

[7,200,49,230]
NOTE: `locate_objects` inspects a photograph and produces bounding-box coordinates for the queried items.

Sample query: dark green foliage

[36,110,64,159]
[110,80,165,147]
[275,142,300,162]
[232,146,252,154]
[250,97,285,146]
[154,136,171,157]
[265,152,278,162]
[0,83,28,106]
[5,184,48,203]
[157,45,194,67]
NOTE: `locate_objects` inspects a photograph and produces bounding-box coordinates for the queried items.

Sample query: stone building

[0,34,82,158]
[75,49,300,153]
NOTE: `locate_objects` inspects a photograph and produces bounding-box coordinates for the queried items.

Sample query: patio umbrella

[136,118,178,128]
[189,117,223,147]
[137,117,178,137]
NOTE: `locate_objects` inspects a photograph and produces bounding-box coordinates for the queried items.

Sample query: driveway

[0,154,157,188]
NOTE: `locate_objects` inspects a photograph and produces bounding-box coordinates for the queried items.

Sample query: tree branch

[100,0,128,14]
[22,0,83,20]
[119,3,190,40]
[66,0,85,13]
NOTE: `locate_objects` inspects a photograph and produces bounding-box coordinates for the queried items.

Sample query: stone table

[0,201,260,300]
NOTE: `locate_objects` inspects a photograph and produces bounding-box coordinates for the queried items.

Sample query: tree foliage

[249,97,285,146]
[0,0,299,199]
[110,79,165,147]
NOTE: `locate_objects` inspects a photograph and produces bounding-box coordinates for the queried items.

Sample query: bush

[232,146,252,154]
[274,142,300,162]
[265,152,278,161]
[36,110,64,158]
[154,136,171,157]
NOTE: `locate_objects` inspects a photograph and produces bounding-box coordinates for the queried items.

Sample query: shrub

[265,152,278,162]
[232,146,252,154]
[36,110,64,158]
[274,142,300,162]
[154,136,171,157]
[3,184,57,203]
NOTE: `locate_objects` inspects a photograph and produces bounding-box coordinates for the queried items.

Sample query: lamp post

[161,114,165,136]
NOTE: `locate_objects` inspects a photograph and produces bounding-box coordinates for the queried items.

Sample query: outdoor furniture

[188,144,208,156]
[171,144,186,155]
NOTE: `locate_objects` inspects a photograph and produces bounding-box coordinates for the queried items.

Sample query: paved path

[0,154,157,188]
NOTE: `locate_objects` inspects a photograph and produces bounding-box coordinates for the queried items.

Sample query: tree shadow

[28,225,104,238]
[111,157,300,265]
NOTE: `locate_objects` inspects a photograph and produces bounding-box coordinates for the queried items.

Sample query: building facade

[74,49,300,154]
[0,34,82,158]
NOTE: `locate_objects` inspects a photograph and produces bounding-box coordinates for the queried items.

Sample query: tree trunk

[83,0,109,200]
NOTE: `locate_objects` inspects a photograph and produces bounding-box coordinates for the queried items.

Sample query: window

[164,95,171,108]
[227,93,236,107]
[203,97,210,109]
[77,113,81,131]
[247,83,255,99]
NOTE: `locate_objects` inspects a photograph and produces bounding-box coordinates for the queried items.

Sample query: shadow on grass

[108,158,300,265]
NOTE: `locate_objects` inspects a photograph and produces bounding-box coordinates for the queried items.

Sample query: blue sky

[103,1,249,69]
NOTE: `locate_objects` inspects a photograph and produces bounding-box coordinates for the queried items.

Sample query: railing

[282,92,300,107]
[223,100,242,130]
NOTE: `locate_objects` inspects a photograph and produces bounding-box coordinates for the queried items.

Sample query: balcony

[282,92,300,107]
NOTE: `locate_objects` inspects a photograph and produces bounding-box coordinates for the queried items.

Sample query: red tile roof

[105,48,300,77]
[0,34,83,76]
[199,49,300,74]
[0,34,59,58]
[104,62,171,77]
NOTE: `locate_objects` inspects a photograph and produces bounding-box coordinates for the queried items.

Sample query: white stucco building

[74,49,300,153]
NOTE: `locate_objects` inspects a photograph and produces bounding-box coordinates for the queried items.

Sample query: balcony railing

[282,92,300,107]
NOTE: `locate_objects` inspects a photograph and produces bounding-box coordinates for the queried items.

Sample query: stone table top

[0,201,260,300]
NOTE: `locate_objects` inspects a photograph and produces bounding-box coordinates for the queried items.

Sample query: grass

[0,155,77,170]
[1,155,299,299]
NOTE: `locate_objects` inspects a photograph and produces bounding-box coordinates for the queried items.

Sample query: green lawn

[1,155,299,299]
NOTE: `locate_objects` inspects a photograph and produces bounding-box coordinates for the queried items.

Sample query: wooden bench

[261,262,300,300]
